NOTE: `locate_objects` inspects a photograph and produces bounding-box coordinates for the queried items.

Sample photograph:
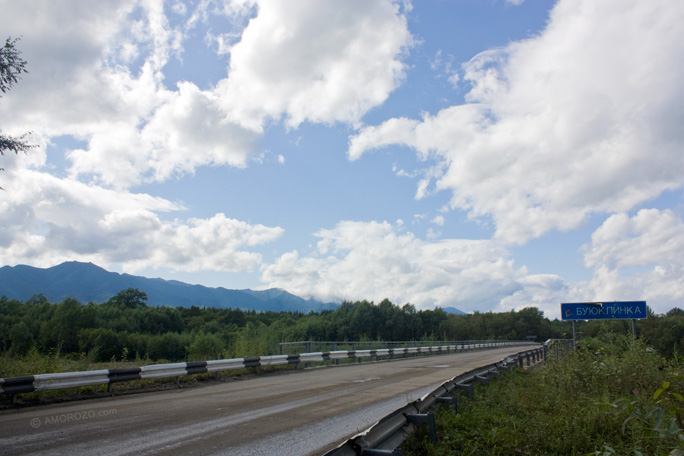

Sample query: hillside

[0,262,338,313]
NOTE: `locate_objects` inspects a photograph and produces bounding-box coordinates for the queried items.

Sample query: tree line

[1,289,682,364]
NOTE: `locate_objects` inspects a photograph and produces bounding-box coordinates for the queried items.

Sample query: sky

[1,0,683,319]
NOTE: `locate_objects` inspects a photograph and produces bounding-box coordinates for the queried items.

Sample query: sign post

[560,301,647,347]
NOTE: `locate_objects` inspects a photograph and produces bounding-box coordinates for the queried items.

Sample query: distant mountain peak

[59,260,102,268]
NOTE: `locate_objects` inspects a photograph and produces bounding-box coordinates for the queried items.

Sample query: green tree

[8,320,34,356]
[188,333,224,361]
[107,288,148,309]
[41,298,86,354]
[147,332,187,361]
[1,37,35,157]
[77,328,127,362]
[402,303,422,340]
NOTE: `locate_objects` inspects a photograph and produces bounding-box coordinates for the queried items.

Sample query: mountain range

[0,262,466,314]
[0,262,339,313]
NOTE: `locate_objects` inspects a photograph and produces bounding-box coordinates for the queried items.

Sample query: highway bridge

[0,346,536,455]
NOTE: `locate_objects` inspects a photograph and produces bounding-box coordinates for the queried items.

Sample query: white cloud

[128,212,284,273]
[0,170,283,273]
[584,209,684,270]
[347,0,684,245]
[0,0,414,283]
[349,117,422,161]
[581,265,684,316]
[0,0,210,188]
[578,209,684,314]
[1,0,413,189]
[4,0,681,319]
[262,220,525,311]
[171,1,188,16]
[499,274,580,319]
[216,0,413,130]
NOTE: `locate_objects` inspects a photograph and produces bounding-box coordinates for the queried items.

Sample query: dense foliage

[1,289,683,374]
[402,335,684,456]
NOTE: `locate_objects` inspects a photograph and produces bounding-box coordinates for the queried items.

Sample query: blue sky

[1,0,683,318]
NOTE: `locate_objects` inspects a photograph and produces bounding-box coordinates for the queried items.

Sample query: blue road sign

[561,301,647,321]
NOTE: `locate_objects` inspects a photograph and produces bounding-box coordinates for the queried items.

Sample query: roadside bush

[147,332,189,362]
[188,333,224,361]
[401,337,684,456]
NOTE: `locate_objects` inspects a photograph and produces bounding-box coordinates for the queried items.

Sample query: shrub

[188,333,224,361]
[401,337,683,456]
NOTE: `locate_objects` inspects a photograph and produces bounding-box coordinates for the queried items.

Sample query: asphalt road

[0,346,532,456]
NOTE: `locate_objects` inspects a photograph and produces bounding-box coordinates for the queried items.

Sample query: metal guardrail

[324,346,546,456]
[0,341,536,403]
[279,340,528,355]
[544,338,575,360]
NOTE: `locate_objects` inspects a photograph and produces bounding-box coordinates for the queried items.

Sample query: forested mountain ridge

[0,262,338,313]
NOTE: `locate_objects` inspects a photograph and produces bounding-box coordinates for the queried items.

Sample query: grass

[401,336,684,456]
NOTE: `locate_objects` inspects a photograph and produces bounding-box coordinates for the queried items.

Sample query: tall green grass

[402,335,683,456]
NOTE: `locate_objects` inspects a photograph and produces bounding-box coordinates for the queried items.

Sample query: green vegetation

[0,290,562,374]
[401,335,684,456]
[0,289,682,379]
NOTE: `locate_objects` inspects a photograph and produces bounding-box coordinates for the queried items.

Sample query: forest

[1,288,683,366]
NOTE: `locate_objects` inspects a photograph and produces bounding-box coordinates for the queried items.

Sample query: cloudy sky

[1,0,683,318]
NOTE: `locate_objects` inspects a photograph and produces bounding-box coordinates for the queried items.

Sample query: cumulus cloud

[431,215,445,226]
[499,274,579,319]
[0,0,412,278]
[261,220,525,311]
[1,0,413,188]
[579,265,684,316]
[11,0,261,188]
[67,82,261,187]
[216,0,413,130]
[0,169,283,274]
[584,209,684,270]
[348,0,684,245]
[578,209,684,314]
[5,0,681,318]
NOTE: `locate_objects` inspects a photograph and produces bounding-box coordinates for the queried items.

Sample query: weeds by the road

[401,336,684,456]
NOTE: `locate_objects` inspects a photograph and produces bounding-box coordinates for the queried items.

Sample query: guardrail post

[436,395,457,412]
[474,375,489,386]
[454,382,473,398]
[406,412,437,443]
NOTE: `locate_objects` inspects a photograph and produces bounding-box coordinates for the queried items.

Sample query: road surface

[0,346,532,455]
